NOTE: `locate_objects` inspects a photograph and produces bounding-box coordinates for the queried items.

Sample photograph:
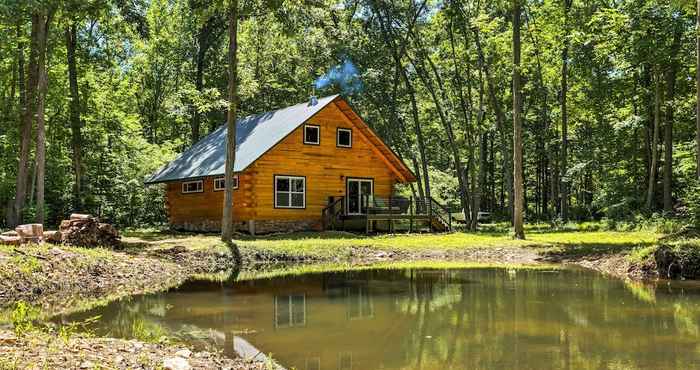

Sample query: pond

[58,266,700,370]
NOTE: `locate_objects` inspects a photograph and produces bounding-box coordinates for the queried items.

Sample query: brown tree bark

[512,0,525,239]
[560,0,572,222]
[10,15,41,227]
[646,70,662,211]
[473,27,514,218]
[664,30,681,213]
[66,23,83,210]
[35,9,52,225]
[222,0,241,264]
[697,0,700,179]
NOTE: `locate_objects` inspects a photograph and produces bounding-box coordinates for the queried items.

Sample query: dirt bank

[0,329,266,370]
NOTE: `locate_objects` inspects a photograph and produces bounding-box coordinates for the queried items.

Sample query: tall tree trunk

[512,0,525,239]
[646,70,662,211]
[66,23,83,210]
[560,0,572,222]
[664,30,681,213]
[11,15,41,226]
[473,28,513,218]
[222,0,241,264]
[697,0,700,179]
[7,24,26,224]
[35,10,51,225]
[406,78,431,208]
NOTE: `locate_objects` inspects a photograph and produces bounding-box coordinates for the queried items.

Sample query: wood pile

[0,214,120,248]
[59,214,121,248]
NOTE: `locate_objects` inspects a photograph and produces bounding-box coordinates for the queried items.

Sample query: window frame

[274,294,306,329]
[213,175,239,191]
[337,127,353,148]
[303,124,320,145]
[181,180,203,194]
[274,175,306,209]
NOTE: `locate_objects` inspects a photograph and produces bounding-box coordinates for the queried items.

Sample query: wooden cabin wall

[247,102,398,221]
[165,102,400,231]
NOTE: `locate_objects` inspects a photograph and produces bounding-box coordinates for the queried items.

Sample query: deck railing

[321,196,345,230]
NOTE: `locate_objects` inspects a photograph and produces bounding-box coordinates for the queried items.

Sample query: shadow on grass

[537,241,656,262]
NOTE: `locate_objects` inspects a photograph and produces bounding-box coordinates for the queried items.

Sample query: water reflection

[58,267,700,370]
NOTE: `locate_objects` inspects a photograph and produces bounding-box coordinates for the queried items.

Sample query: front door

[346,178,373,215]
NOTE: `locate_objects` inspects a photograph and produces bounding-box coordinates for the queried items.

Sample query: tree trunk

[473,28,513,219]
[560,0,572,222]
[66,23,83,210]
[664,30,681,213]
[512,0,525,239]
[35,10,51,225]
[697,0,700,179]
[222,0,241,264]
[646,70,662,211]
[10,15,41,227]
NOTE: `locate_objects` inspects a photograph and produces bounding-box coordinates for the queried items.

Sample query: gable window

[337,128,352,148]
[303,124,320,145]
[181,180,203,194]
[275,175,305,208]
[214,176,238,191]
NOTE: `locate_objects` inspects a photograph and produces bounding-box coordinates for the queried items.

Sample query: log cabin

[145,94,429,234]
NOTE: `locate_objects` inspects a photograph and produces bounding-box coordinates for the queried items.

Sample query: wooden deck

[323,196,453,233]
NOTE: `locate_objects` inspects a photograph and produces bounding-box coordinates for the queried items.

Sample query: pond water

[58,267,700,370]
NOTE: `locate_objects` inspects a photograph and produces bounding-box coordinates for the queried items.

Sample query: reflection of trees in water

[61,267,700,370]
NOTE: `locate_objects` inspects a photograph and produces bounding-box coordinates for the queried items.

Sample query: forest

[1,0,700,232]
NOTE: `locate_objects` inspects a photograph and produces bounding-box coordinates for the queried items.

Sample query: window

[337,128,352,148]
[181,180,203,194]
[214,176,238,191]
[347,286,374,320]
[306,357,321,370]
[304,124,320,145]
[275,294,306,328]
[275,176,305,208]
[338,352,352,370]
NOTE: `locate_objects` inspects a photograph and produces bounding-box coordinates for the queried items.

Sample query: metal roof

[145,94,340,184]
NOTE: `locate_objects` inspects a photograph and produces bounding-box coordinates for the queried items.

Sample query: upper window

[304,124,320,145]
[214,176,238,191]
[182,180,203,194]
[337,128,352,148]
[275,175,305,208]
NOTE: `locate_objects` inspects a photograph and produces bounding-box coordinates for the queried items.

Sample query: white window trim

[337,128,352,148]
[214,176,238,191]
[181,180,203,194]
[303,124,320,145]
[274,175,306,209]
[274,294,306,328]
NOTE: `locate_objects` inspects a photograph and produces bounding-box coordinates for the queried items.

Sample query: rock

[175,349,192,358]
[79,360,94,369]
[163,356,192,370]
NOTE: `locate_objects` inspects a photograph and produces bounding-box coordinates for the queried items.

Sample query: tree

[66,23,83,210]
[221,0,241,264]
[560,0,572,222]
[35,7,53,224]
[512,0,525,239]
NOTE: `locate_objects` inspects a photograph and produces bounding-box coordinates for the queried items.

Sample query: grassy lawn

[122,227,661,259]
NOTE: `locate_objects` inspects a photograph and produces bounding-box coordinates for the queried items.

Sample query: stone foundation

[170,219,322,234]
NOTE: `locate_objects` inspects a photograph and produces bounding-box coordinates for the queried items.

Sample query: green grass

[123,227,661,260]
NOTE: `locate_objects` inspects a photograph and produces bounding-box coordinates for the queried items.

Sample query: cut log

[0,235,22,245]
[69,213,92,220]
[43,230,62,244]
[15,224,43,243]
